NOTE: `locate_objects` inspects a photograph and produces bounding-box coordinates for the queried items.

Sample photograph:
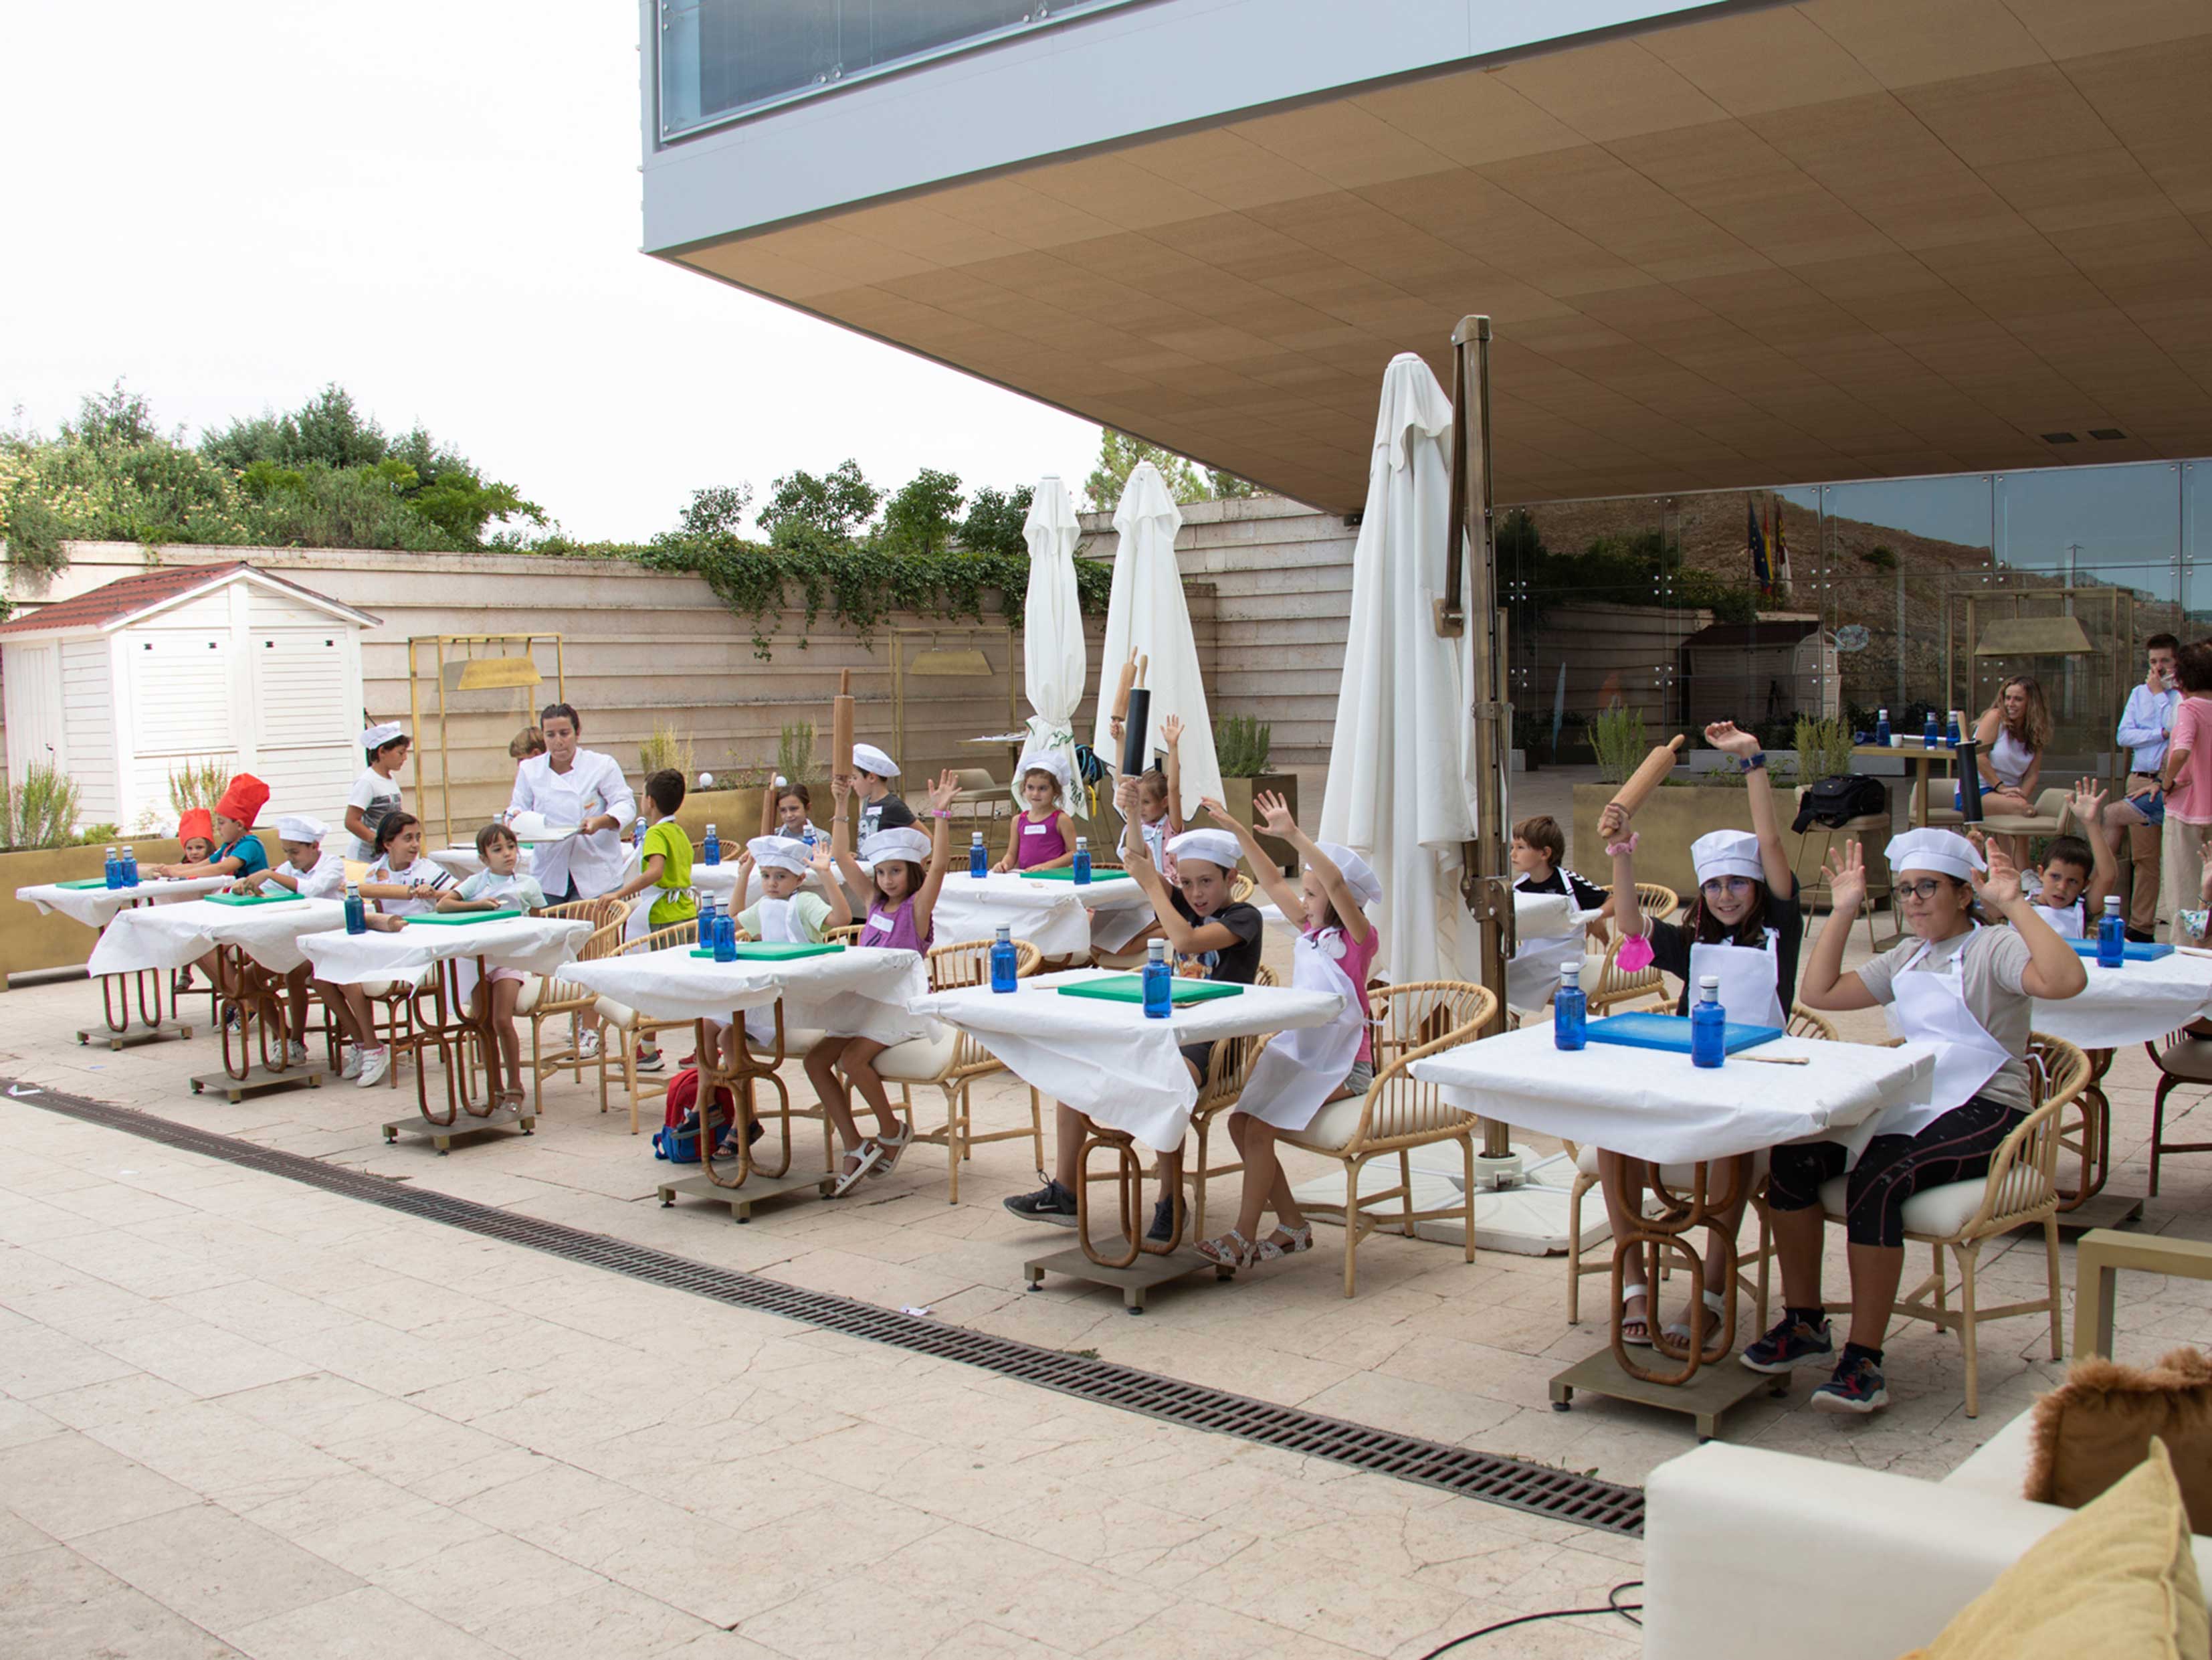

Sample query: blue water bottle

[343,882,367,935]
[697,894,716,951]
[1946,709,1962,749]
[103,846,121,889]
[1552,961,1587,1050]
[1923,709,1940,748]
[702,823,720,866]
[990,924,1018,993]
[714,910,737,963]
[1142,939,1174,1019]
[969,830,988,879]
[634,814,649,852]
[1690,975,1726,1069]
[2098,895,2126,968]
[120,845,139,887]
[1875,707,1892,747]
[1072,836,1092,885]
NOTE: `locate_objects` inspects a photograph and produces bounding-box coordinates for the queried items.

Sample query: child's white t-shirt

[368,855,454,917]
[458,868,546,911]
[281,853,348,901]
[347,768,403,862]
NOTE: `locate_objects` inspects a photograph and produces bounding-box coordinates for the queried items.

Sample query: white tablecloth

[1413,1025,1939,1166]
[87,898,347,978]
[428,844,539,881]
[16,876,232,931]
[914,969,1345,1152]
[928,870,1158,957]
[2029,953,2212,1052]
[300,915,594,986]
[564,945,928,1047]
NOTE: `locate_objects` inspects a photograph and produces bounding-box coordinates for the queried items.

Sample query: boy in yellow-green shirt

[613,769,698,1073]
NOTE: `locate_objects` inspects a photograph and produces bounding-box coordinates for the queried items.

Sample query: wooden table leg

[1074,1113,1186,1268]
[700,1007,796,1191]
[1609,1156,1746,1387]
[2057,1048,2116,1210]
[1912,756,1930,828]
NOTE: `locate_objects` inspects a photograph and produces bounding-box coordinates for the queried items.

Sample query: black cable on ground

[1415,1580,1644,1657]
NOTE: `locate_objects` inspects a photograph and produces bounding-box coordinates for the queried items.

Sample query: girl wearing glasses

[1593,721,1801,1355]
[1755,828,2086,1414]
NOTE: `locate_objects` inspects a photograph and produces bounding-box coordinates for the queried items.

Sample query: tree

[202,384,389,471]
[879,467,964,554]
[65,381,159,450]
[676,484,755,541]
[759,459,882,547]
[1082,428,1263,513]
[956,484,1034,558]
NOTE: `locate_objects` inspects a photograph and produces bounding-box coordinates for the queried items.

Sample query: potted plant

[1213,714,1298,873]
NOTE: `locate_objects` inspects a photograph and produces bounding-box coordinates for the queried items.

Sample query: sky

[0,2,1101,543]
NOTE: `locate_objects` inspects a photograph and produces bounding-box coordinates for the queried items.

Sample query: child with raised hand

[1593,719,1801,1356]
[235,816,351,1072]
[2021,779,2119,939]
[995,757,1076,873]
[1769,830,2085,1414]
[321,811,449,1087]
[807,768,959,1194]
[437,822,548,1117]
[1118,714,1186,870]
[1191,791,1381,1270]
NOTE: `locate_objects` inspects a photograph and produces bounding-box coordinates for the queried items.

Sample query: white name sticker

[864,915,892,933]
[1023,824,1048,836]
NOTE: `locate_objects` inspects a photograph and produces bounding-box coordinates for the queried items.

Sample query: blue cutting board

[2070,938,2174,963]
[1583,1011,1783,1055]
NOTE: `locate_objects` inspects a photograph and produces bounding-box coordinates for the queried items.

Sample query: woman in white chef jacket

[1594,721,1803,1355]
[507,702,635,1056]
[1766,828,2085,1416]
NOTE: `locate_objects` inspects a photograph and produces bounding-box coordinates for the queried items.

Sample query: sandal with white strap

[866,1122,914,1179]
[1619,1281,1653,1348]
[1258,1223,1313,1261]
[1662,1288,1732,1363]
[831,1141,883,1196]
[1194,1228,1258,1268]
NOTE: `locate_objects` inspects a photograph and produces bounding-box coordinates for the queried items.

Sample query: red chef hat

[177,808,214,846]
[214,773,269,830]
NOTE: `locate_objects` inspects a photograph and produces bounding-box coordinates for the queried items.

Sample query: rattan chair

[1563,1004,1836,1326]
[2145,1026,2212,1196]
[513,897,630,1111]
[587,915,700,1131]
[1815,1031,2088,1417]
[868,935,1045,1201]
[1276,980,1496,1297]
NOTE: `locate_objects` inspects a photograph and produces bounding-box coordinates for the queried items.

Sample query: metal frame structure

[888,622,1020,783]
[405,634,566,842]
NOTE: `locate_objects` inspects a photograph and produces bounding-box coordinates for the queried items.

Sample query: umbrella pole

[1447,316,1518,1171]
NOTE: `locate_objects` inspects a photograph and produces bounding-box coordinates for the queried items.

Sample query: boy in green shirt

[612,769,698,1073]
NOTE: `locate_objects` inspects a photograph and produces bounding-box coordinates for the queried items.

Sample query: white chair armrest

[1941,1408,2039,1502]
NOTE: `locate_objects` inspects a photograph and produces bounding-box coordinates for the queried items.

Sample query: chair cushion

[2156,1038,2212,1083]
[1282,1093,1366,1152]
[746,1026,827,1056]
[514,974,548,1016]
[871,1028,961,1082]
[1818,1173,1990,1236]
[592,995,639,1029]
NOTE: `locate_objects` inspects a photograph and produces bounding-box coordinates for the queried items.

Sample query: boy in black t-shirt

[1510,814,1611,912]
[849,743,914,839]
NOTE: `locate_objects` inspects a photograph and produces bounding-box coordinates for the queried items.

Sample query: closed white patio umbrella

[1091,461,1221,816]
[1319,353,1482,990]
[1017,476,1087,812]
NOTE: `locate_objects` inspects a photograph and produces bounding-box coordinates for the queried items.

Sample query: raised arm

[1797,843,1880,1011]
[2073,779,2120,912]
[1597,802,1644,940]
[729,849,752,915]
[910,769,959,937]
[1201,794,1300,920]
[1975,845,2087,1000]
[812,842,853,928]
[828,774,868,892]
[1706,721,1793,895]
[1262,790,1372,945]
[1162,714,1186,835]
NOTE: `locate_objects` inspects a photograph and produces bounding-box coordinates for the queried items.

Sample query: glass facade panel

[658,0,1135,139]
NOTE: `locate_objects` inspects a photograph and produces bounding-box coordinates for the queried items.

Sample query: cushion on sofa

[1902,1437,2207,1658]
[2027,1348,2212,1534]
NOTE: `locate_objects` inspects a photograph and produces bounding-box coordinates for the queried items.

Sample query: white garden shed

[0,561,381,835]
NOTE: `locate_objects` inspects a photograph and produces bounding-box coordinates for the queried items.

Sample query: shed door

[252,632,355,824]
[134,632,235,753]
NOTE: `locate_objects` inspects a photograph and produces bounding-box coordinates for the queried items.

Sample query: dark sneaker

[1003,1179,1079,1228]
[1811,1352,1890,1415]
[635,1048,666,1075]
[2126,927,2156,945]
[1148,1196,1179,1244]
[1738,1312,1836,1374]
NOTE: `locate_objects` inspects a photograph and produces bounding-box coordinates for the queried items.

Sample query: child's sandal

[866,1122,914,1178]
[1662,1288,1732,1364]
[1258,1223,1313,1261]
[1619,1281,1653,1348]
[1194,1229,1257,1268]
[831,1141,882,1196]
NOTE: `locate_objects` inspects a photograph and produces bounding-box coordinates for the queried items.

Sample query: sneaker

[1738,1312,1836,1374]
[357,1046,393,1089]
[2126,927,2156,945]
[1002,1178,1080,1228]
[1811,1351,1890,1415]
[577,1030,603,1060]
[223,1006,241,1033]
[285,1040,310,1069]
[635,1048,666,1075]
[339,1045,363,1081]
[1148,1195,1179,1244]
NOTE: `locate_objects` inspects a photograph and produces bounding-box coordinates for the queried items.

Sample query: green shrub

[1589,701,1647,786]
[1214,714,1273,777]
[167,757,230,816]
[777,721,818,786]
[1793,715,1857,787]
[1860,544,1898,570]
[75,822,120,846]
[637,721,694,782]
[0,763,83,849]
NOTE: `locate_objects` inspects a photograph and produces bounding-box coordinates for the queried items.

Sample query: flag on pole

[1748,494,1772,593]
[1771,496,1793,593]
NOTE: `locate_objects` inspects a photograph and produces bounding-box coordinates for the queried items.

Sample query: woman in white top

[506,702,635,906]
[1969,676,2050,868]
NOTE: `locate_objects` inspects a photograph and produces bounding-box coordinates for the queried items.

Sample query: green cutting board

[205,891,304,907]
[57,877,116,890]
[404,909,522,925]
[1058,975,1244,1006]
[1019,868,1132,883]
[689,941,843,960]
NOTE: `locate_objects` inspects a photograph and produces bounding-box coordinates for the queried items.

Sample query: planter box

[1,830,284,987]
[672,787,771,849]
[1219,775,1301,874]
[1571,781,1888,903]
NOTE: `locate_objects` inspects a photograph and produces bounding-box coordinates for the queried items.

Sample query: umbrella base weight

[1024,1244,1231,1313]
[657,1167,833,1222]
[1549,1347,1781,1443]
[80,1024,191,1052]
[2055,1192,2146,1234]
[383,1102,532,1154]
[191,1065,324,1104]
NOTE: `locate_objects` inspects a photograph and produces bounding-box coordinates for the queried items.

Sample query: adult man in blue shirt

[2104,632,2182,941]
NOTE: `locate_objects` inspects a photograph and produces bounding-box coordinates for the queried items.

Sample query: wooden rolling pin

[1608,735,1686,819]
[1109,650,1139,723]
[832,668,854,779]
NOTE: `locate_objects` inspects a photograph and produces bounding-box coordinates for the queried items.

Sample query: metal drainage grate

[11,1083,1645,1537]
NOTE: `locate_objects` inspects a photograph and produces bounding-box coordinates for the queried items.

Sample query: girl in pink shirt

[995,763,1075,872]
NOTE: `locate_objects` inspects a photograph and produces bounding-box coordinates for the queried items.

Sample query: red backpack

[651,1067,734,1164]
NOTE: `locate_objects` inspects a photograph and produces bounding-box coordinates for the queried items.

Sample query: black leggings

[1767,1095,2023,1249]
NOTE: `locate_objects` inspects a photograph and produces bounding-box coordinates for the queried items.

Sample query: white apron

[511,750,630,900]
[742,896,799,1043]
[1874,928,2010,1142]
[1238,929,1367,1131]
[1688,929,1786,1031]
[1508,931,1585,1012]
[2031,900,2085,940]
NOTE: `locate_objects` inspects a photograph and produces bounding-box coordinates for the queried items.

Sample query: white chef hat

[1887,827,1987,882]
[276,814,328,844]
[1167,829,1242,874]
[746,835,811,877]
[851,743,900,779]
[1691,830,1763,887]
[1312,841,1381,910]
[862,826,932,866]
[361,721,405,751]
